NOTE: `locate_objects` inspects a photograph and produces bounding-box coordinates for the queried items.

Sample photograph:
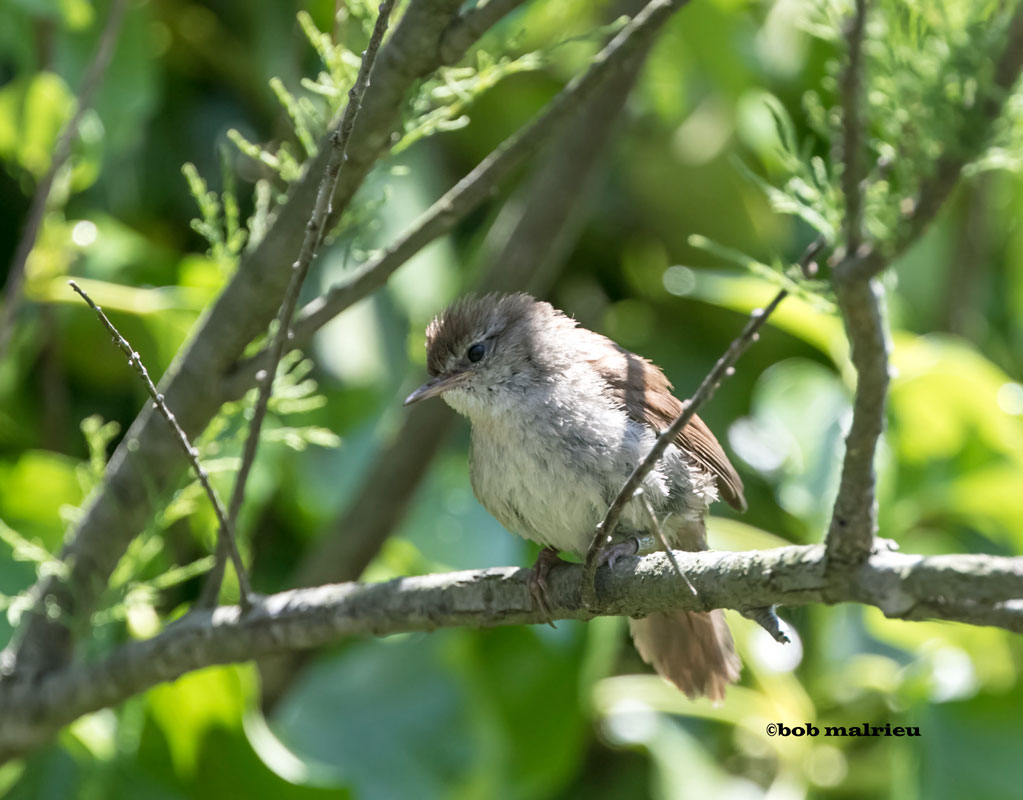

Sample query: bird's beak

[403,371,468,406]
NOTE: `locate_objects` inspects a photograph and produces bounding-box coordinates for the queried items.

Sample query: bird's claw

[529,546,566,628]
[596,536,639,572]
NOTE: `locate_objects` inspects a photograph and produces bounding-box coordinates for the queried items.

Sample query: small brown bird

[405,293,742,699]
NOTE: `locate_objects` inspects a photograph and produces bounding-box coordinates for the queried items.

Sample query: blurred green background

[1,0,1022,798]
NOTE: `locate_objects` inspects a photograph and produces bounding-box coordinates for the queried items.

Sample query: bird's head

[404,292,575,418]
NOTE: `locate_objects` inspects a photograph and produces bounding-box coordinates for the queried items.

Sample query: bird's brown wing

[585,334,747,512]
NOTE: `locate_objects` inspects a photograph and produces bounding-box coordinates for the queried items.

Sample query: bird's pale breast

[463,381,716,555]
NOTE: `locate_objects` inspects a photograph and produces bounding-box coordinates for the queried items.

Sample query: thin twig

[839,0,868,255]
[67,281,252,606]
[635,489,697,596]
[581,288,788,607]
[200,0,397,605]
[798,233,828,279]
[0,0,129,360]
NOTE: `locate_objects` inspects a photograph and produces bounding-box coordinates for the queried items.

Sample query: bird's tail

[628,609,740,701]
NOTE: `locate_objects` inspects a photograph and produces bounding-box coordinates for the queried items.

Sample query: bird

[404,292,743,699]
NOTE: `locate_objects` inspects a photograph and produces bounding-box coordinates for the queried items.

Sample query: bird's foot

[530,546,568,628]
[596,536,639,572]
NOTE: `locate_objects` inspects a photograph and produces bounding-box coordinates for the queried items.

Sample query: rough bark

[1,544,1020,763]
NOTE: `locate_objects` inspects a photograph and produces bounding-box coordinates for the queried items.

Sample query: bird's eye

[467,343,485,363]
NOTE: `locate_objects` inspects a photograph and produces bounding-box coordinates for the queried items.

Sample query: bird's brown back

[584,335,747,512]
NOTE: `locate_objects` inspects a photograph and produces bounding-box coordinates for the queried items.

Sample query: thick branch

[1,544,1020,762]
[825,263,889,564]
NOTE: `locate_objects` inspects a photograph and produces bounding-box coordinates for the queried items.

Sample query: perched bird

[404,293,743,699]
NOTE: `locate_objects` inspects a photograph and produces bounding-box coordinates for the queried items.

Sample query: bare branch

[2,543,1020,761]
[904,599,1023,630]
[67,281,251,605]
[581,288,788,607]
[200,0,397,606]
[822,0,886,567]
[0,0,128,359]
[839,0,867,254]
[824,265,889,565]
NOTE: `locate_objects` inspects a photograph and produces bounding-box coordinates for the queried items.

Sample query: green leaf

[0,450,82,548]
[146,665,255,778]
[0,72,74,178]
[890,334,1023,463]
[272,635,479,797]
